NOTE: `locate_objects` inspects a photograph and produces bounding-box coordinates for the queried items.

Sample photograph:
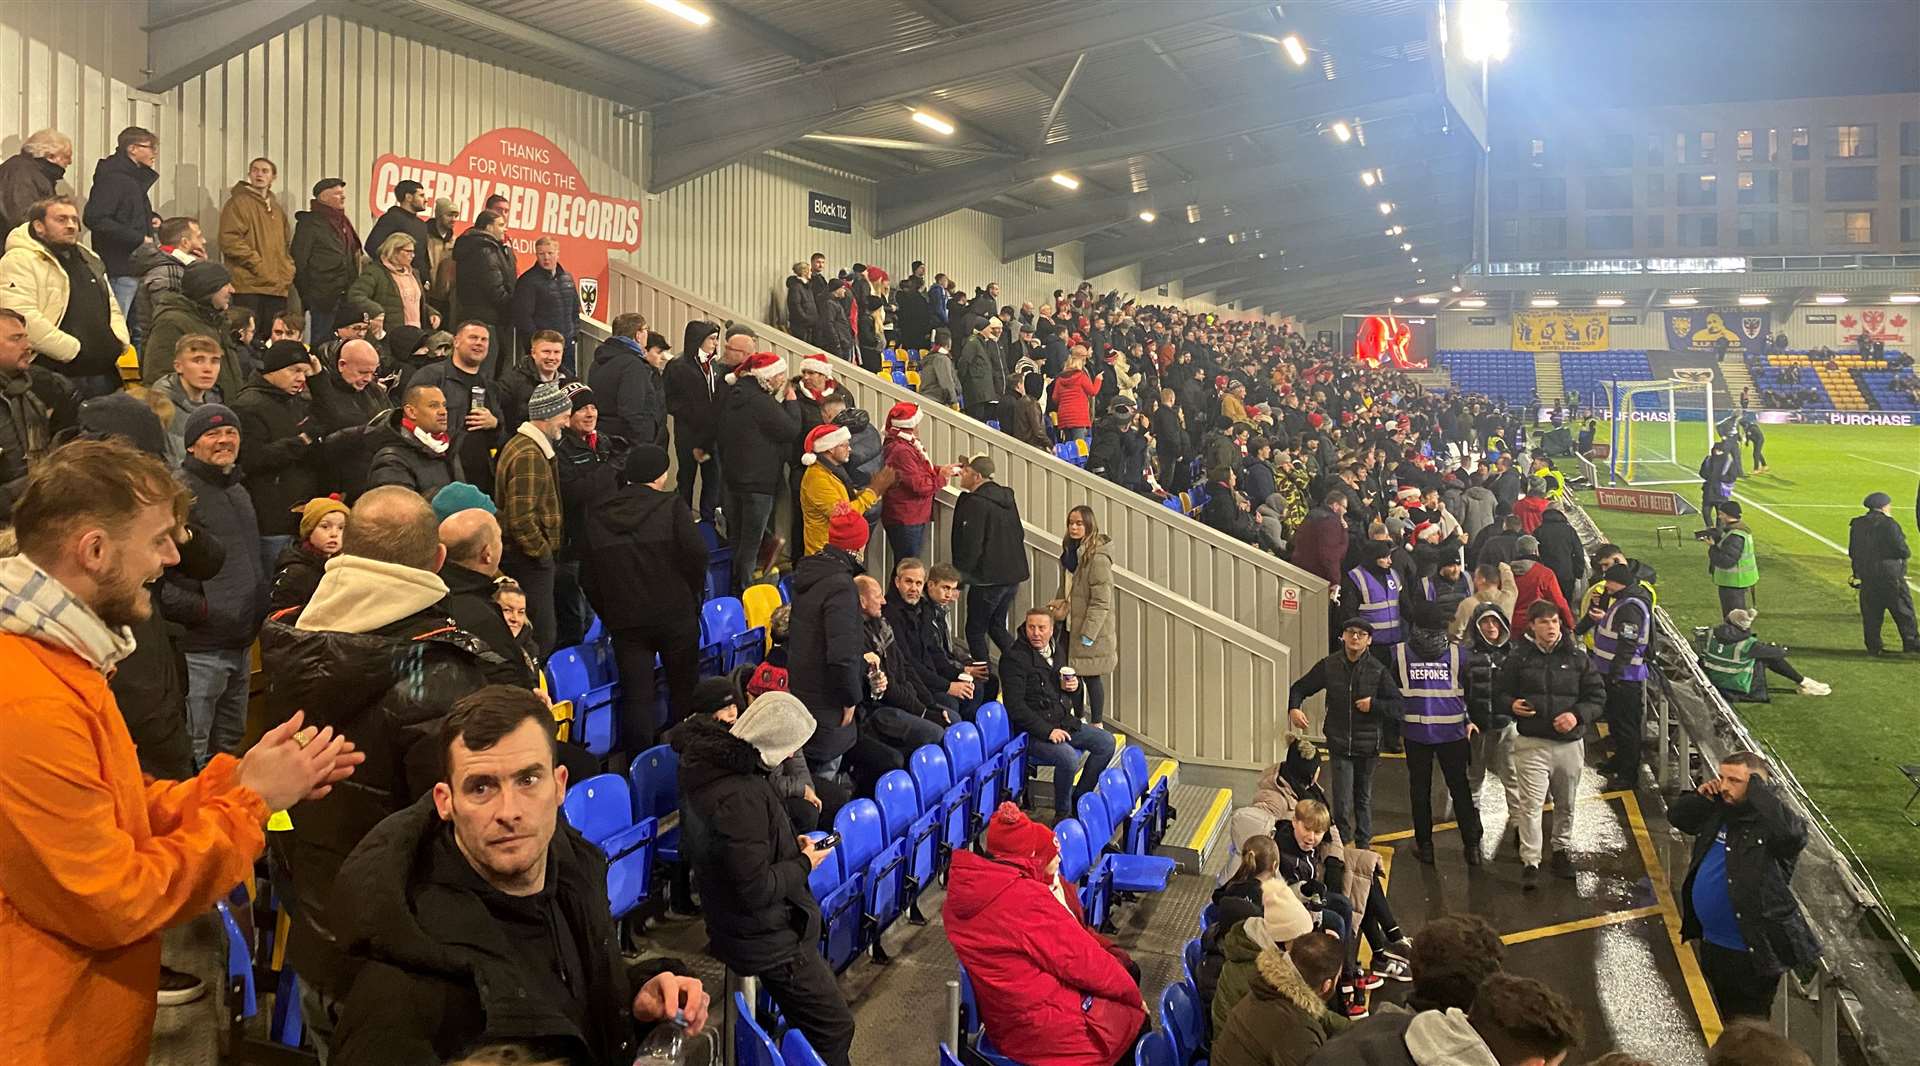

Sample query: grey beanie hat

[731,691,818,769]
[527,380,570,422]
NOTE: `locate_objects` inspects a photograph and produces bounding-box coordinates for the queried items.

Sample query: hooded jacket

[141,286,249,397]
[366,407,464,501]
[1449,562,1515,641]
[1212,944,1337,1066]
[0,222,130,370]
[1509,556,1574,631]
[291,205,363,312]
[232,376,324,537]
[789,546,867,760]
[129,241,193,339]
[1532,508,1585,603]
[951,480,1030,587]
[0,149,64,235]
[677,717,822,972]
[1494,629,1604,742]
[168,456,269,651]
[328,795,662,1066]
[81,150,155,274]
[1464,602,1513,734]
[578,481,708,634]
[217,181,294,295]
[259,560,501,994]
[1304,1008,1499,1066]
[943,848,1145,1066]
[663,327,724,453]
[269,540,330,613]
[450,226,516,330]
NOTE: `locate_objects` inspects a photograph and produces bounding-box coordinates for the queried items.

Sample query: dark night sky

[1488,0,1920,122]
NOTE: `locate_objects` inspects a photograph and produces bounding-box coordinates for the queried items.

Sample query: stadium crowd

[0,122,1875,1066]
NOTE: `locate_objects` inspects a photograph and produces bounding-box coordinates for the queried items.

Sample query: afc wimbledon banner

[1511,310,1608,352]
[1664,309,1770,355]
[371,128,644,317]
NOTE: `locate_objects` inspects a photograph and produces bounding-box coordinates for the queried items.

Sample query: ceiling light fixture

[1457,298,1487,308]
[1392,296,1405,304]
[1451,285,1463,293]
[1281,34,1309,66]
[1891,294,1920,304]
[1400,242,1412,251]
[1331,121,1352,143]
[1738,295,1770,306]
[1594,297,1626,307]
[1360,170,1376,187]
[911,110,954,136]
[1050,172,1080,190]
[1377,202,1393,215]
[1417,296,1441,305]
[644,0,712,26]
[1530,297,1559,308]
[1667,295,1698,306]
[1137,210,1156,223]
[1814,294,1847,304]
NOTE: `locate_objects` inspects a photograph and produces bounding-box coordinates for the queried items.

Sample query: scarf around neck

[0,555,138,674]
[310,199,363,258]
[401,416,450,454]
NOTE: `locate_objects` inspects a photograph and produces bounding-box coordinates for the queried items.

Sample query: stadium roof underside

[148,0,1477,315]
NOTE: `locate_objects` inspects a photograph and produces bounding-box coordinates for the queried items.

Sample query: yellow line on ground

[1622,790,1724,1044]
[1501,905,1664,946]
[1072,733,1127,786]
[1184,788,1234,852]
[1148,758,1176,789]
[1370,790,1632,844]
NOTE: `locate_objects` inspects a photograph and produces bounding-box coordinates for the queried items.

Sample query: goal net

[1606,378,1715,486]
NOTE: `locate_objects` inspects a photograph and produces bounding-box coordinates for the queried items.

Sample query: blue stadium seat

[627,744,680,865]
[1121,746,1171,848]
[973,701,1026,806]
[1099,768,1153,856]
[561,774,657,917]
[547,647,618,756]
[814,836,865,972]
[1136,1031,1176,1066]
[909,744,972,862]
[701,596,764,672]
[1053,816,1109,928]
[806,831,840,900]
[1160,981,1204,1066]
[733,991,784,1066]
[1078,790,1174,896]
[1200,902,1218,932]
[873,769,940,913]
[942,1043,966,1066]
[835,798,908,958]
[1182,937,1204,988]
[782,1027,831,1066]
[942,721,1000,830]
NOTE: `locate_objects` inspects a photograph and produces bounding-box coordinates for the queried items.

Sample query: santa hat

[827,503,869,552]
[1396,486,1422,504]
[1413,521,1440,543]
[887,401,923,431]
[726,351,787,386]
[799,352,834,378]
[800,423,851,465]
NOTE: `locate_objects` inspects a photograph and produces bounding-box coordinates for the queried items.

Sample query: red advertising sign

[1280,585,1301,613]
[369,127,643,317]
[1592,486,1690,516]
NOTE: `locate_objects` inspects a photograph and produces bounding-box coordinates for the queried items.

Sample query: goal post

[1606,378,1715,486]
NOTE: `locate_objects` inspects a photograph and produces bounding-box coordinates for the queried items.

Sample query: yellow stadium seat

[550,699,575,743]
[117,347,140,384]
[743,583,783,651]
[906,370,921,390]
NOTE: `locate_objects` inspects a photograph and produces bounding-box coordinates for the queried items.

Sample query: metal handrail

[1560,494,1920,1065]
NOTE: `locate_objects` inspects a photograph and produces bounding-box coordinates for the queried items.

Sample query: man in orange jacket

[0,437,362,1066]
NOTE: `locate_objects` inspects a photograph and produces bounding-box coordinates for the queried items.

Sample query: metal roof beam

[1147,208,1476,290]
[386,0,705,98]
[878,60,1432,237]
[645,0,1263,192]
[144,0,331,91]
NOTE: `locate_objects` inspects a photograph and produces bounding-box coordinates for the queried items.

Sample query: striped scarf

[0,555,138,674]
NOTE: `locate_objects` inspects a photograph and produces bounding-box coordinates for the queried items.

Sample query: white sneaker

[1798,678,1831,696]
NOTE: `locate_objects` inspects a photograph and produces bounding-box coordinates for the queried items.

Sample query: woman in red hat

[945,803,1146,1066]
[877,400,949,562]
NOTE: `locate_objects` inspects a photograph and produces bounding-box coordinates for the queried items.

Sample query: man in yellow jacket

[799,420,896,555]
[218,157,295,334]
[0,438,360,1066]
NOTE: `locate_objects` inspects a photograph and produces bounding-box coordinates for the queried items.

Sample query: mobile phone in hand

[814,831,841,850]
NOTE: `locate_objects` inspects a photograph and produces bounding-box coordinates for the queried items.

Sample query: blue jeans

[108,274,137,317]
[1326,752,1377,848]
[727,490,776,591]
[884,522,927,567]
[1027,721,1115,814]
[965,583,1019,659]
[185,647,251,768]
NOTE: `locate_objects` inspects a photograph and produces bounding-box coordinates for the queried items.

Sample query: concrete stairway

[1033,732,1237,876]
[1720,358,1755,408]
[1533,352,1565,405]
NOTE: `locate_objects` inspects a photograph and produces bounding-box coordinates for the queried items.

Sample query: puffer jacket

[232,377,324,537]
[167,456,268,651]
[217,181,294,295]
[269,540,329,612]
[1287,649,1399,758]
[129,242,191,340]
[259,577,500,995]
[0,221,129,366]
[1494,630,1604,742]
[785,274,818,339]
[677,716,822,972]
[944,848,1145,1066]
[0,149,64,235]
[1464,601,1513,734]
[510,261,579,342]
[450,227,516,330]
[590,336,666,446]
[1056,533,1118,676]
[364,408,463,501]
[1303,1007,1500,1066]
[789,546,867,761]
[1212,944,1338,1066]
[81,150,155,274]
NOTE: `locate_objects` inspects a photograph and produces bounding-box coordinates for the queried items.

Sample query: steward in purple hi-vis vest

[1346,563,1404,645]
[1393,642,1468,745]
[1590,592,1651,683]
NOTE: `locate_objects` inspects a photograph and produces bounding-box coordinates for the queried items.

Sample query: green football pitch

[1568,421,1920,932]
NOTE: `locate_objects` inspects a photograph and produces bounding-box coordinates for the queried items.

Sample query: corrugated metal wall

[1,13,643,268]
[633,150,1259,328]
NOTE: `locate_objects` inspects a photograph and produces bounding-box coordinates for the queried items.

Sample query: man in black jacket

[260,486,505,1055]
[1495,600,1604,888]
[716,352,802,590]
[510,239,580,374]
[497,328,574,439]
[1669,751,1821,1021]
[0,307,76,520]
[435,508,535,689]
[1848,490,1919,654]
[82,126,158,312]
[363,179,432,289]
[408,321,503,495]
[855,574,949,757]
[1285,618,1399,849]
[1532,505,1585,603]
[883,557,992,722]
[664,318,724,521]
[578,444,708,759]
[291,178,363,341]
[306,337,387,440]
[365,383,463,501]
[790,506,873,788]
[1000,607,1114,816]
[450,213,517,375]
[553,382,626,649]
[329,687,709,1066]
[679,694,852,1066]
[232,341,325,572]
[950,454,1030,658]
[591,326,668,447]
